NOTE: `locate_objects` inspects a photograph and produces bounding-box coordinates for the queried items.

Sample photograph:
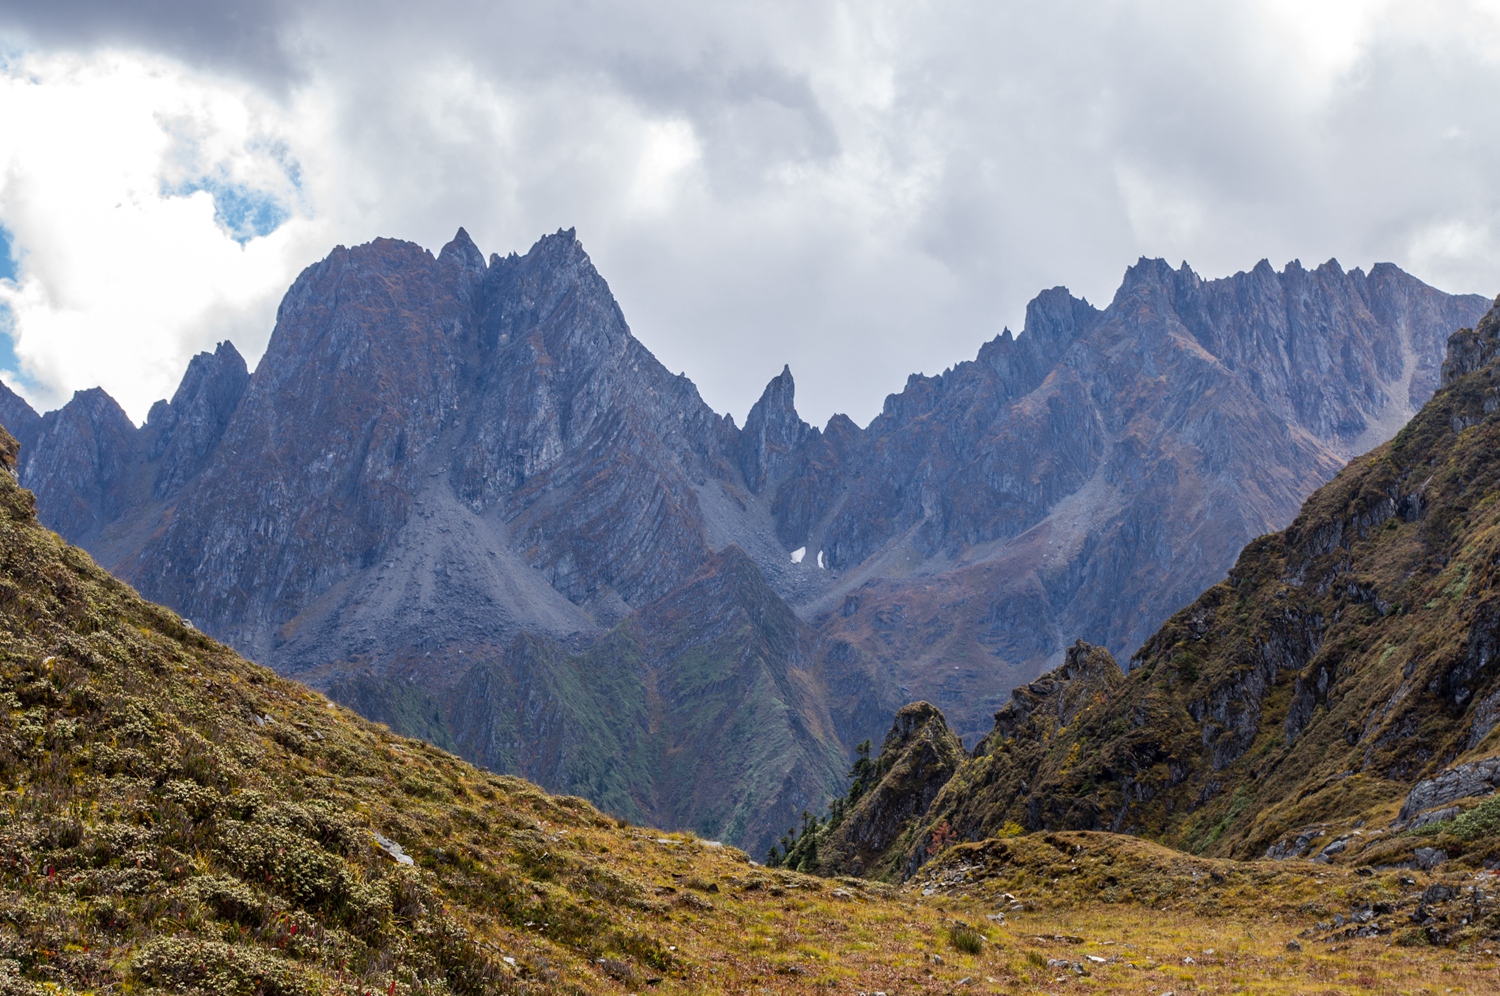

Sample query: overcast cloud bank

[0,0,1497,425]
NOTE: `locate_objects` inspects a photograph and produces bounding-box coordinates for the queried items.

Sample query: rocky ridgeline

[817,296,1500,892]
[0,228,1487,854]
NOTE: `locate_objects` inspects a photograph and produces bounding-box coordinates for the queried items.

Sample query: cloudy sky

[0,1,1498,427]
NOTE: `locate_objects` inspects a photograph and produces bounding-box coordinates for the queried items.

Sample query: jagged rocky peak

[1440,294,1500,387]
[0,380,40,449]
[878,284,1099,427]
[437,225,487,275]
[145,341,249,500]
[1017,284,1102,352]
[22,387,139,544]
[740,364,813,492]
[476,226,643,375]
[884,700,955,748]
[987,639,1124,744]
[809,700,967,880]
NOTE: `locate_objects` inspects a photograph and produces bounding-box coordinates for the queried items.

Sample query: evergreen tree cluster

[766,737,886,871]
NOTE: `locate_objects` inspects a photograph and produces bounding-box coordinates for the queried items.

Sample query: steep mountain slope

[1,229,1485,852]
[843,295,1500,877]
[425,546,885,853]
[774,701,967,880]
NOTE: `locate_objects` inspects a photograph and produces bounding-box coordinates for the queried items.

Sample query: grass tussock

[948,923,985,954]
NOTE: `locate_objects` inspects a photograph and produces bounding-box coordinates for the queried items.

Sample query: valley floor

[502,825,1500,996]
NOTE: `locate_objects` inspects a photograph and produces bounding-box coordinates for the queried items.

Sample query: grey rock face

[739,365,815,494]
[144,341,249,500]
[1440,295,1500,387]
[1414,846,1449,871]
[1397,755,1500,822]
[0,381,39,455]
[20,388,140,548]
[1265,830,1319,860]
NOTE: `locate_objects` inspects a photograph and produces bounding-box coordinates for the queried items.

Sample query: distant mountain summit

[777,256,1488,739]
[1,228,1486,853]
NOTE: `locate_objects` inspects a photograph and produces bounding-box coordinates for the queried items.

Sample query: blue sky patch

[0,225,16,282]
[165,177,290,245]
[0,228,19,379]
[0,305,20,380]
[0,229,39,392]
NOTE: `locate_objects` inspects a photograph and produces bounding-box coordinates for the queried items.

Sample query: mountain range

[0,227,1486,854]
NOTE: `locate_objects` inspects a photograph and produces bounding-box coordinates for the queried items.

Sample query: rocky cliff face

[1,229,1486,855]
[811,701,967,879]
[779,259,1488,740]
[841,295,1500,876]
[142,341,249,500]
[17,388,140,549]
[0,381,39,455]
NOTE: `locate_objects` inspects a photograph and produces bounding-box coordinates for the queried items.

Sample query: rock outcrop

[984,640,1125,746]
[812,702,967,879]
[18,387,140,548]
[0,380,38,454]
[142,340,249,500]
[1397,755,1500,823]
[1440,297,1500,387]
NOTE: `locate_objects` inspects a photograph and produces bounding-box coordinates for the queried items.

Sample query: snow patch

[790,546,806,564]
[817,550,824,569]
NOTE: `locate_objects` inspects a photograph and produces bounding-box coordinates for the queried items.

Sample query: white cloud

[0,51,318,420]
[0,1,1498,427]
